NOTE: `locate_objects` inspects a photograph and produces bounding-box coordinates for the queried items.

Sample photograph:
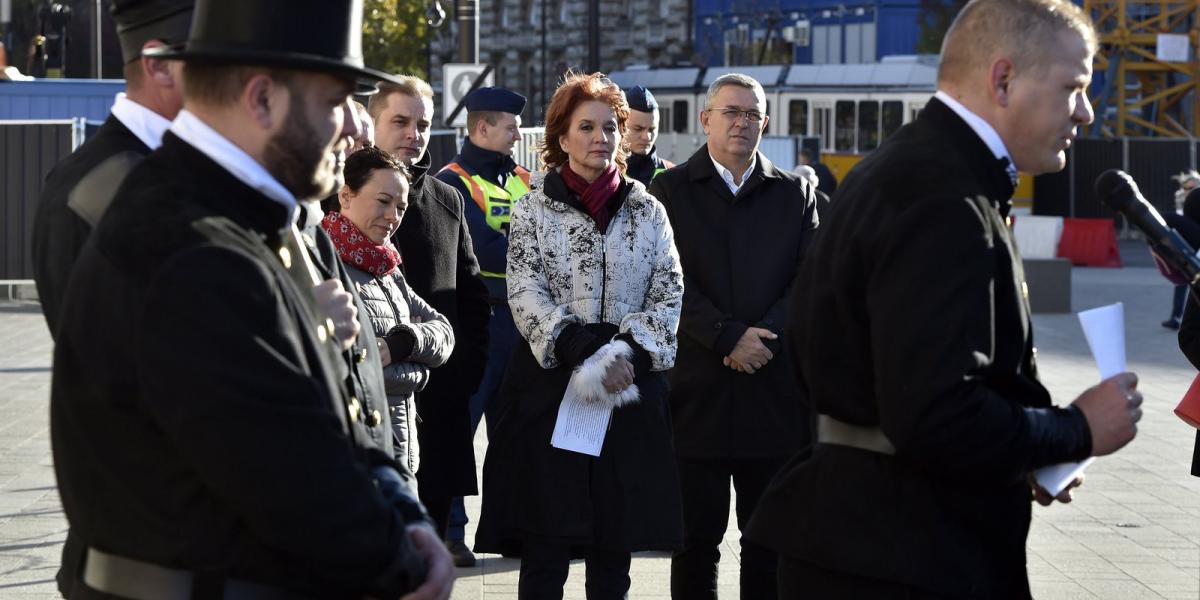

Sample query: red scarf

[561,163,621,233]
[321,211,402,277]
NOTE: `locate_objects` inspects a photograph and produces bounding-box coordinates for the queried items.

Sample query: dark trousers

[518,542,631,600]
[1172,285,1188,319]
[778,555,952,599]
[670,456,787,600]
[449,304,519,541]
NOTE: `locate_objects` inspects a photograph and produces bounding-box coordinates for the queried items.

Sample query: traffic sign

[443,63,494,128]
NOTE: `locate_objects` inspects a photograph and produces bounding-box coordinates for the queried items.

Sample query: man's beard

[263,93,340,201]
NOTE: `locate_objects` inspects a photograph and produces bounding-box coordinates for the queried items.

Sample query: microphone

[1095,169,1200,286]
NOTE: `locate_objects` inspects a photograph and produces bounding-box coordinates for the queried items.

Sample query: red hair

[539,71,630,173]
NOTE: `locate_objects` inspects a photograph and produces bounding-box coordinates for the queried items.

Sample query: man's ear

[242,73,285,131]
[990,57,1015,108]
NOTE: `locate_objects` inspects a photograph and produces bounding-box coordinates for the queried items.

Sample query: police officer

[435,85,529,567]
[624,85,675,187]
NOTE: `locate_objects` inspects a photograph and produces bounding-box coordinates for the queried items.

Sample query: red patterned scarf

[561,162,621,233]
[321,211,402,277]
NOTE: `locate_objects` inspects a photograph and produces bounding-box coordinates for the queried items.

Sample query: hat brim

[144,45,402,92]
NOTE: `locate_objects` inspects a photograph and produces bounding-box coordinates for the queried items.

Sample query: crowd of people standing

[30,0,1151,599]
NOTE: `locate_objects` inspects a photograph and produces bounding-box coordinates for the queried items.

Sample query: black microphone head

[1095,169,1139,211]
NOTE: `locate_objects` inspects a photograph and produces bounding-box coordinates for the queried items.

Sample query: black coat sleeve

[450,188,492,395]
[649,173,747,357]
[136,246,424,597]
[31,199,92,338]
[753,179,820,353]
[870,195,1090,485]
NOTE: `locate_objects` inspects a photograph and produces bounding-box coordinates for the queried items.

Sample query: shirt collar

[110,93,172,151]
[169,109,299,224]
[710,152,757,195]
[934,90,1012,163]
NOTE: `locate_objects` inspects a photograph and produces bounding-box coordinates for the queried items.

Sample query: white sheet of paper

[551,373,613,457]
[1034,302,1124,496]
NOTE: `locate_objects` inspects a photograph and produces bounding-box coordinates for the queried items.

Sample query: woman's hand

[602,355,635,394]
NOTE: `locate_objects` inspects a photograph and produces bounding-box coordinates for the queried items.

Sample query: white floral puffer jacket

[507,170,684,373]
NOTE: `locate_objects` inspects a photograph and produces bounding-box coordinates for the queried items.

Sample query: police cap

[464,87,527,116]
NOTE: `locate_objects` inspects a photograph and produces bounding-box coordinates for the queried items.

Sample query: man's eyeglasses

[709,106,765,123]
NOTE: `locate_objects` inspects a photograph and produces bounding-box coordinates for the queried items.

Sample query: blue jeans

[448,303,519,541]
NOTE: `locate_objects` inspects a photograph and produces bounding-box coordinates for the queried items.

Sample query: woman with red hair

[474,72,685,599]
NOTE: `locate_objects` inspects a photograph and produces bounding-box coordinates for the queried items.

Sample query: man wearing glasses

[648,73,819,600]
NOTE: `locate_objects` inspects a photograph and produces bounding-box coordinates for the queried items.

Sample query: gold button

[279,246,292,269]
[356,348,368,363]
[348,397,362,422]
[1021,281,1029,300]
[367,409,382,427]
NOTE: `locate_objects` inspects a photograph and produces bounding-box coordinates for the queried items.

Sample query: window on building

[814,105,832,150]
[835,100,856,152]
[788,100,808,136]
[846,23,862,64]
[882,100,903,140]
[858,100,879,151]
[673,99,689,133]
[812,24,842,64]
[861,22,876,63]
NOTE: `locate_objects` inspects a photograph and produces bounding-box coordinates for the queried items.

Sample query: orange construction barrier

[1056,218,1121,267]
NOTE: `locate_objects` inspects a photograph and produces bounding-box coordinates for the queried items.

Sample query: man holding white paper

[747,0,1143,598]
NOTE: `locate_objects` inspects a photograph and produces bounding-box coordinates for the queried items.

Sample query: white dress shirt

[109,93,172,151]
[710,152,757,195]
[169,109,299,225]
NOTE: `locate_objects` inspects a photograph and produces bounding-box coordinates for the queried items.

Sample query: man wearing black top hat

[625,85,675,188]
[49,1,453,598]
[433,85,529,566]
[32,0,191,339]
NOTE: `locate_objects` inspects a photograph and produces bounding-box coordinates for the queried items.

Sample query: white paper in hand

[551,371,613,457]
[1034,302,1124,497]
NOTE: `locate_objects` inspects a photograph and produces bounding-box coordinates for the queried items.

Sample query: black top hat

[110,0,194,64]
[145,0,403,89]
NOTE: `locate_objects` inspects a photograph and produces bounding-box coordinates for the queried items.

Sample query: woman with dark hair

[322,145,455,474]
[474,72,685,599]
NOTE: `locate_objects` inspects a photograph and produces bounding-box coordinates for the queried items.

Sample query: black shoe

[446,539,476,567]
[1163,317,1181,330]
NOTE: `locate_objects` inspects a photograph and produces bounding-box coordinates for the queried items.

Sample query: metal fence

[1035,137,1197,221]
[1,120,84,282]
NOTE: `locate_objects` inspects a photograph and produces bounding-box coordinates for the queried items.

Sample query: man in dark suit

[50,2,453,598]
[32,0,191,338]
[370,77,491,545]
[649,73,818,600]
[747,0,1143,597]
[797,148,836,198]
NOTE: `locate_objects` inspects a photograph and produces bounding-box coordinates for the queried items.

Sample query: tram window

[660,106,671,133]
[835,100,856,152]
[882,101,903,140]
[814,106,832,150]
[789,100,808,136]
[858,100,879,152]
[673,100,689,133]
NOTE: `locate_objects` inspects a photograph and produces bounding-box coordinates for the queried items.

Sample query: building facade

[693,0,921,66]
[430,0,693,124]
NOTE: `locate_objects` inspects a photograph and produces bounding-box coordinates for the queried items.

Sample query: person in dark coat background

[798,147,837,198]
[475,71,684,600]
[369,76,491,543]
[434,86,530,567]
[747,1,1142,597]
[624,85,675,187]
[48,1,454,598]
[32,0,191,339]
[649,72,818,600]
[29,2,192,595]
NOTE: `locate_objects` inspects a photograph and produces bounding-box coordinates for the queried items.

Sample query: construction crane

[1085,0,1199,137]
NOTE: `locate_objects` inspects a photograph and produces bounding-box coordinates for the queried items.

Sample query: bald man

[747,0,1143,597]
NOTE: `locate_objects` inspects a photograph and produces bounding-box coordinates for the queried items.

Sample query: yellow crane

[1085,0,1200,137]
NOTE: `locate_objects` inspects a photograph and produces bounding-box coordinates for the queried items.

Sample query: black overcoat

[649,148,818,459]
[746,98,1094,598]
[32,114,149,337]
[392,152,491,497]
[51,133,430,597]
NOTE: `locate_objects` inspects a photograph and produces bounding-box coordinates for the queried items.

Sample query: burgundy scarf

[321,211,402,277]
[561,163,621,233]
